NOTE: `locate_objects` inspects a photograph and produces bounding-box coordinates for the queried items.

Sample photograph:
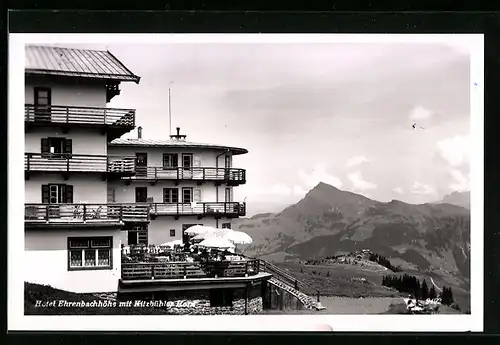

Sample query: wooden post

[317,290,320,302]
[279,290,284,311]
[244,283,249,315]
[294,280,298,290]
[83,205,87,222]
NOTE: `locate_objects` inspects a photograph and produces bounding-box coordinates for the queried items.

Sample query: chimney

[170,126,187,141]
[137,126,143,139]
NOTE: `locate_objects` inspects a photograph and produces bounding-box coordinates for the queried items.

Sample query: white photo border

[8,33,484,332]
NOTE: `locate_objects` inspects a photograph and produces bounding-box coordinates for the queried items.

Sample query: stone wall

[117,284,264,315]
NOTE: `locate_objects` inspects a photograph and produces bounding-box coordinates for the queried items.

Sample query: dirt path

[429,277,442,292]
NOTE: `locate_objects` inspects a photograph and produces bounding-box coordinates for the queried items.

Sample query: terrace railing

[121,259,260,281]
[24,203,149,224]
[129,167,246,184]
[150,202,246,217]
[25,104,136,128]
[258,259,321,302]
[25,153,136,174]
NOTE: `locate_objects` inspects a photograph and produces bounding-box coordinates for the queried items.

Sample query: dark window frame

[170,229,176,237]
[67,236,113,271]
[182,187,193,203]
[182,153,193,170]
[135,187,148,203]
[162,153,178,169]
[42,184,73,204]
[221,223,232,229]
[163,188,179,203]
[41,137,72,159]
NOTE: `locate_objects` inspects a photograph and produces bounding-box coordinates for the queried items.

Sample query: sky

[43,39,472,215]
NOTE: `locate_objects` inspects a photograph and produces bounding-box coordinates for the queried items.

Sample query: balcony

[24,203,149,228]
[24,153,136,178]
[121,258,261,281]
[24,104,136,140]
[149,202,246,219]
[124,167,246,186]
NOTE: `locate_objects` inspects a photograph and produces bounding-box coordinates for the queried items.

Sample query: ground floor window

[221,222,231,229]
[209,288,234,307]
[68,237,112,270]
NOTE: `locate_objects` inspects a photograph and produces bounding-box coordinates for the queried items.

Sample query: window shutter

[172,154,178,167]
[41,138,50,155]
[163,188,168,203]
[193,154,202,167]
[41,185,50,203]
[172,188,179,203]
[64,139,73,157]
[193,188,202,202]
[65,185,74,203]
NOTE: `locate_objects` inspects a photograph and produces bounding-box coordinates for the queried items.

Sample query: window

[209,289,234,307]
[163,188,179,203]
[182,188,193,203]
[170,229,175,237]
[42,184,73,204]
[68,237,112,270]
[162,154,178,169]
[34,87,51,106]
[182,154,193,170]
[41,138,72,158]
[221,223,232,229]
[135,187,148,203]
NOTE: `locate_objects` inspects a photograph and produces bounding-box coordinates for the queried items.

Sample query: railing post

[104,108,107,124]
[154,167,157,179]
[45,205,49,222]
[66,107,69,123]
[176,167,179,180]
[151,264,155,280]
[27,154,30,171]
[245,261,248,277]
[119,205,123,222]
[202,168,205,180]
[83,205,87,222]
[66,156,70,172]
[317,290,320,302]
[183,265,187,279]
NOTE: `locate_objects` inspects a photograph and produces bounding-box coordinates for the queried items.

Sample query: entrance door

[181,153,193,179]
[34,87,52,122]
[136,153,148,178]
[135,187,148,203]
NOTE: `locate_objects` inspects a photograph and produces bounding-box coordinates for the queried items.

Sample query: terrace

[25,153,136,178]
[123,167,246,186]
[25,104,136,140]
[149,202,246,219]
[24,203,149,228]
[121,244,262,283]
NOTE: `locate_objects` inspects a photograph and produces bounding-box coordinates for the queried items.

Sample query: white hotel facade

[23,45,247,293]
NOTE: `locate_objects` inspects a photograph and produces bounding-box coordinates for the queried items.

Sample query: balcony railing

[121,259,260,281]
[24,153,136,174]
[25,104,136,128]
[128,167,246,184]
[24,203,149,224]
[149,202,246,217]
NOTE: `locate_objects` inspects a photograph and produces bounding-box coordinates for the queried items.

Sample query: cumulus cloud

[393,187,404,194]
[449,169,470,192]
[410,181,435,195]
[409,105,434,122]
[298,163,343,189]
[436,134,470,167]
[347,171,377,191]
[346,155,369,168]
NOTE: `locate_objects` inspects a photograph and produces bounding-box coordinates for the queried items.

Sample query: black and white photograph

[8,33,483,332]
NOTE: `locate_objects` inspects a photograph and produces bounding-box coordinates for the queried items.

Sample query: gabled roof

[109,138,248,155]
[25,45,141,83]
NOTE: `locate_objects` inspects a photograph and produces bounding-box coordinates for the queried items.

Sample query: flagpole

[169,88,172,136]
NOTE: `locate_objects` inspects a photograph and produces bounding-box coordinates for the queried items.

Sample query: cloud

[393,187,404,194]
[346,155,369,168]
[436,134,470,167]
[449,169,470,192]
[410,181,435,195]
[292,185,308,196]
[298,164,343,189]
[409,105,434,122]
[347,171,377,191]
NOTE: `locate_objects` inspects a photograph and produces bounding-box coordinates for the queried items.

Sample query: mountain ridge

[234,182,471,290]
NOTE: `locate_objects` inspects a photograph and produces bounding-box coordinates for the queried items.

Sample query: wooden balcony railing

[129,167,246,184]
[25,104,136,128]
[121,259,260,281]
[25,203,149,224]
[149,202,246,217]
[25,153,136,174]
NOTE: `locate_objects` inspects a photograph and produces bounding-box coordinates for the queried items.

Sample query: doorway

[136,153,148,178]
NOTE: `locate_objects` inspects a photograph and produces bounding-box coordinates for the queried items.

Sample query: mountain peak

[313,182,340,191]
